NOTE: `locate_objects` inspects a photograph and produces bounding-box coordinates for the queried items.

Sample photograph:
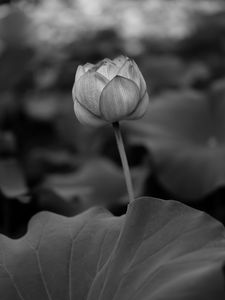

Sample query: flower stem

[112,122,135,203]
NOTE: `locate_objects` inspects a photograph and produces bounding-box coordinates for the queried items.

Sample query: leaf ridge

[0,265,25,300]
[68,221,88,300]
[36,250,53,300]
[125,212,202,273]
[96,230,109,273]
[0,236,25,300]
[28,216,53,300]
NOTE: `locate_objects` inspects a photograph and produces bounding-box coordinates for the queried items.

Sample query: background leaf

[0,159,28,199]
[127,89,225,199]
[42,158,147,210]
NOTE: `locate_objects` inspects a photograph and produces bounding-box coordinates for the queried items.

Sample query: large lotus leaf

[126,89,225,199]
[0,197,224,300]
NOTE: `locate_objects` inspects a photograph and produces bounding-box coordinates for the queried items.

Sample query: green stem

[112,122,135,203]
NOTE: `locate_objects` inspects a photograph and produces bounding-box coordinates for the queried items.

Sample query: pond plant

[0,56,224,300]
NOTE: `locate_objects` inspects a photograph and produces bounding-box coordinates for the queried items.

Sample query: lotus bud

[72,56,149,126]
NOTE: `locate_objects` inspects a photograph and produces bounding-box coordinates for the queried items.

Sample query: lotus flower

[72,56,149,126]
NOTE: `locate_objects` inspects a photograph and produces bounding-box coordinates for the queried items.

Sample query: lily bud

[72,56,149,126]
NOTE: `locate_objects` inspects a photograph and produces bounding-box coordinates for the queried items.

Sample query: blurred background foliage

[1,0,225,237]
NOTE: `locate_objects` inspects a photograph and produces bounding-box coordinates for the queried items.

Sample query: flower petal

[113,55,128,67]
[118,59,147,97]
[75,65,86,82]
[96,60,118,80]
[132,60,147,97]
[83,63,94,72]
[75,71,109,115]
[127,91,149,120]
[99,75,140,122]
[118,59,139,85]
[74,98,106,126]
